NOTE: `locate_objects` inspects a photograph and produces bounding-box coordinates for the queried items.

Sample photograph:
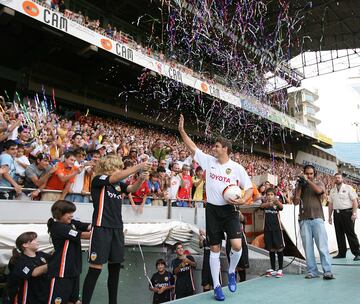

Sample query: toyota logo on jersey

[209,172,230,183]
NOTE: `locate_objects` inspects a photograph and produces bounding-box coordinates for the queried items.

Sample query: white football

[222,184,243,202]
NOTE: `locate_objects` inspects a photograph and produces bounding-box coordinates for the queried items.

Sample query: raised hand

[49,163,58,174]
[178,114,184,132]
[138,161,152,172]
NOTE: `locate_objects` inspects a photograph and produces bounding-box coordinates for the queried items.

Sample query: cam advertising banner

[0,0,330,143]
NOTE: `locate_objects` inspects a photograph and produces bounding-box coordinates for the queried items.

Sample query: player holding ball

[178,114,253,301]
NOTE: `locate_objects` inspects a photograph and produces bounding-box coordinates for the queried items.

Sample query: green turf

[172,261,360,304]
[316,251,360,266]
[329,258,360,266]
[2,253,359,303]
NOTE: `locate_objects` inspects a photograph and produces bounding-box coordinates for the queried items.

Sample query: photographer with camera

[294,165,334,280]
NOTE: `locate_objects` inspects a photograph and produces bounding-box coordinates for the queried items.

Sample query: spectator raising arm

[57,166,82,183]
[109,161,151,185]
[127,172,149,193]
[128,193,137,212]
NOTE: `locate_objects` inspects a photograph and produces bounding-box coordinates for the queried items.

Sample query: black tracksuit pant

[334,209,360,257]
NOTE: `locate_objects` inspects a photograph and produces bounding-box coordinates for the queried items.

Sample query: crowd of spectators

[0,94,359,208]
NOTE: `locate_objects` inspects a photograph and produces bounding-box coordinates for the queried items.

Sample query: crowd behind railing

[0,93,359,209]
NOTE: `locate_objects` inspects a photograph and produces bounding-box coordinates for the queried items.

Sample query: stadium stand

[0,99,359,204]
[1,1,360,304]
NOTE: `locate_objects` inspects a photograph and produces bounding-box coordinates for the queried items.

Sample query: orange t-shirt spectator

[46,152,79,190]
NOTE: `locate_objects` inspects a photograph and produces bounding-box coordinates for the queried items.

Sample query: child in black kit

[6,232,50,304]
[81,155,151,304]
[171,242,197,299]
[260,188,285,278]
[47,200,91,304]
[149,259,174,304]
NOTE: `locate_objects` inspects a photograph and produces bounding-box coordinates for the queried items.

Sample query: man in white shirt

[176,150,192,168]
[328,173,360,260]
[178,115,253,301]
[168,163,182,206]
[158,159,171,176]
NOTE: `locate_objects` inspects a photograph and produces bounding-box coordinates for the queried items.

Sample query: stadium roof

[86,0,360,85]
[87,0,360,58]
[293,0,360,56]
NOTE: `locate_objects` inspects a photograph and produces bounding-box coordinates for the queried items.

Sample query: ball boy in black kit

[260,188,285,278]
[149,259,174,304]
[171,242,197,299]
[47,200,91,304]
[7,232,50,304]
[82,155,151,304]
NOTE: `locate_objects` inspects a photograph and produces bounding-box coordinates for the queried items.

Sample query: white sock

[228,248,242,274]
[210,251,221,288]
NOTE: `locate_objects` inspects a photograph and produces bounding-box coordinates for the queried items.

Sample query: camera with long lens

[297,176,308,187]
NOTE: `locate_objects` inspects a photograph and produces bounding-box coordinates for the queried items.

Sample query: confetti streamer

[52,88,57,109]
[4,90,10,102]
[115,1,310,151]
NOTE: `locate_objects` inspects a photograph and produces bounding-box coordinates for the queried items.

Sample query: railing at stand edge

[0,185,262,241]
[0,186,264,210]
[0,186,203,206]
[0,186,90,199]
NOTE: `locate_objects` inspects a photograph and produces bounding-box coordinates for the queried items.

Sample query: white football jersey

[194,149,252,206]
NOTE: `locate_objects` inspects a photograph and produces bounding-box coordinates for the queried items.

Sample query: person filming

[294,165,334,280]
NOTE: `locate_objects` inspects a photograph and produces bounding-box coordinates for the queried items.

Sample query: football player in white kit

[179,114,253,301]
